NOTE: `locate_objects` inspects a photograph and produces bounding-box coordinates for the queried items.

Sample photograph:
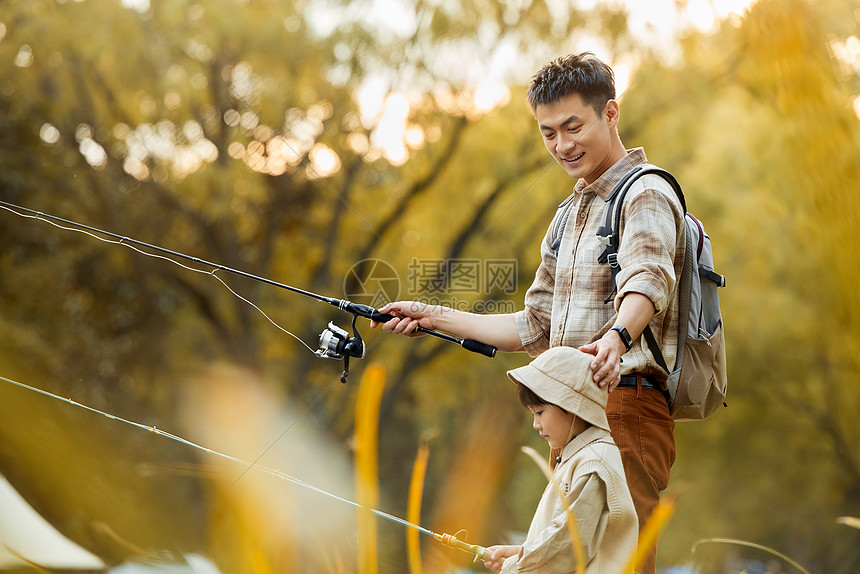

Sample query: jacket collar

[570,147,648,202]
[556,425,613,468]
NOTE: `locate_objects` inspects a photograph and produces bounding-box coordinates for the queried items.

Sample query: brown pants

[606,382,676,574]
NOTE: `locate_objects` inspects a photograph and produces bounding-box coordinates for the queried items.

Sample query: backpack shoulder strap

[597,164,686,302]
[549,194,576,255]
[597,164,686,375]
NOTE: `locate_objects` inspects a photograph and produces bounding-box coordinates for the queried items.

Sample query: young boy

[483,346,638,573]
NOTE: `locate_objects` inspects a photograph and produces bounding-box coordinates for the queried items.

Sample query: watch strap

[610,326,634,352]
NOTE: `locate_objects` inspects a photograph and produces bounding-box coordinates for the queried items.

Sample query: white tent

[0,474,105,570]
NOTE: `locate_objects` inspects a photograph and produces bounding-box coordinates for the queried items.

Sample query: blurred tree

[621,0,860,571]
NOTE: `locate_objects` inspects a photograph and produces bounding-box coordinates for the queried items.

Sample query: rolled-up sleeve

[500,473,608,573]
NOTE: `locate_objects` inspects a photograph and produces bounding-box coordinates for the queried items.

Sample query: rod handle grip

[436,532,488,562]
[369,310,395,322]
[461,338,497,358]
[362,304,497,358]
[342,302,394,323]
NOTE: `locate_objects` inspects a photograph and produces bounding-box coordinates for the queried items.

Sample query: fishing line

[0,199,496,498]
[0,202,315,355]
[0,373,487,562]
[224,375,340,491]
[0,201,352,483]
[0,201,497,371]
[0,202,619,487]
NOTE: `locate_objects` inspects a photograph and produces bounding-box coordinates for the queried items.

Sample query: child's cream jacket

[501,426,638,573]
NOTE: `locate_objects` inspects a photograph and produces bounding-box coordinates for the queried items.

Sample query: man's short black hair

[527,52,616,116]
[517,382,549,408]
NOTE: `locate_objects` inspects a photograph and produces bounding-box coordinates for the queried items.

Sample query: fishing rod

[0,373,488,563]
[0,201,497,382]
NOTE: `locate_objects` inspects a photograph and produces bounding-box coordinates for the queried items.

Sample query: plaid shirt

[514,148,686,383]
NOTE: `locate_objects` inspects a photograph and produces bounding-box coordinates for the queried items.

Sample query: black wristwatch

[610,326,634,352]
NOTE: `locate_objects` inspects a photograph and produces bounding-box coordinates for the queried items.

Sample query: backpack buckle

[607,252,619,268]
[597,231,612,248]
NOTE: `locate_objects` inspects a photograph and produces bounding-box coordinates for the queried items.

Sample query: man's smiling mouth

[562,152,585,163]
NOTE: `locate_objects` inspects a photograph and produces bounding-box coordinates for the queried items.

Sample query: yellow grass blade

[355,364,386,574]
[407,443,430,574]
[521,446,585,574]
[621,498,674,574]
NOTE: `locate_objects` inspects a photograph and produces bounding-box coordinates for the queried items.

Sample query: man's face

[534,93,618,185]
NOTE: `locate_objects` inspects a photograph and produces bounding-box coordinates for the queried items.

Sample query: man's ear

[604,100,620,128]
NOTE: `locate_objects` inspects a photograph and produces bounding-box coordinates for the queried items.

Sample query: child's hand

[482,545,520,572]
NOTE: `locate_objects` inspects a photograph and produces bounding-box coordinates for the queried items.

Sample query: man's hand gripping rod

[338,301,497,356]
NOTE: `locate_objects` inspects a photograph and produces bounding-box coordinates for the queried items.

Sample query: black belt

[617,374,661,390]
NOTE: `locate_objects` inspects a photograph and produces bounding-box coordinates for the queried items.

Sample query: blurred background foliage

[0,0,858,572]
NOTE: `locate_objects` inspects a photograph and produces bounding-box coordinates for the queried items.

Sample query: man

[373,52,684,573]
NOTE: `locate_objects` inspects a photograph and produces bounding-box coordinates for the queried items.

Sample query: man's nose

[557,134,576,155]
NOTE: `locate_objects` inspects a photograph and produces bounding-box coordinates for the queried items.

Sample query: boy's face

[528,403,576,449]
[534,93,619,185]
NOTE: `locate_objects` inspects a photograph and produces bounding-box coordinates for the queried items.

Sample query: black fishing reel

[315,316,365,383]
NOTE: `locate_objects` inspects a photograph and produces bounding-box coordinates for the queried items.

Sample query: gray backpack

[551,164,727,420]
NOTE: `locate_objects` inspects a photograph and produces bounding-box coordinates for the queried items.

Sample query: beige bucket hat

[506,346,610,432]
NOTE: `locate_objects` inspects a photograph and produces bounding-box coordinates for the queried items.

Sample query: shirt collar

[557,425,612,467]
[572,147,648,202]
